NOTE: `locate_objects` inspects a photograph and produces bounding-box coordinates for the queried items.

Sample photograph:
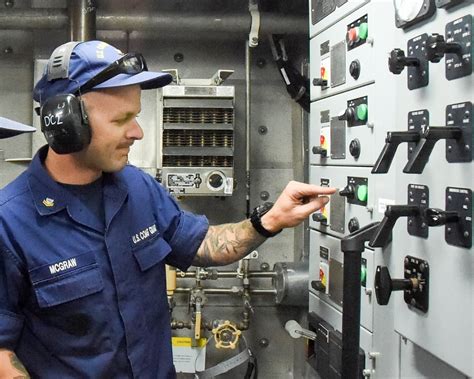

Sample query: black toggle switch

[423,208,459,226]
[372,131,421,174]
[369,205,421,247]
[339,184,356,199]
[311,280,326,293]
[425,33,463,63]
[374,266,420,306]
[312,146,327,158]
[403,126,463,174]
[338,107,356,122]
[313,78,328,87]
[388,48,420,74]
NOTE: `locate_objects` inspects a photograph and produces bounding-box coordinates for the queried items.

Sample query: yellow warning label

[172,337,207,348]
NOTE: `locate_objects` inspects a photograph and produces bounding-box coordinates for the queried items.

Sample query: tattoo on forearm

[193,219,266,267]
[0,349,30,378]
[11,353,30,378]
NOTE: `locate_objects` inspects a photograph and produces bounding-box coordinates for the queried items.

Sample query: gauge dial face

[394,0,425,22]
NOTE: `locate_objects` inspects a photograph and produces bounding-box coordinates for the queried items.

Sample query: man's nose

[126,119,144,140]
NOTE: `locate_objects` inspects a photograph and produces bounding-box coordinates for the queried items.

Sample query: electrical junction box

[158,85,235,196]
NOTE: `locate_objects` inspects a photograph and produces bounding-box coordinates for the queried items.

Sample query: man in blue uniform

[0,40,335,378]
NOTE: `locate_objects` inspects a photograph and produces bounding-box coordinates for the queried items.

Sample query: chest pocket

[29,250,103,308]
[132,234,172,272]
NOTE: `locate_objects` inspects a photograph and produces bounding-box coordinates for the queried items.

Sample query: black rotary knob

[425,33,462,63]
[208,173,224,189]
[349,138,361,158]
[388,48,420,74]
[349,59,361,80]
[348,217,360,233]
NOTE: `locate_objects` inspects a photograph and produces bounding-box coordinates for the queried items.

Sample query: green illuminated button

[357,185,368,202]
[359,23,368,40]
[356,104,368,121]
[360,265,367,284]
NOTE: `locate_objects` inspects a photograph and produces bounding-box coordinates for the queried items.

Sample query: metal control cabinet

[388,4,474,377]
[306,0,472,377]
[159,85,235,196]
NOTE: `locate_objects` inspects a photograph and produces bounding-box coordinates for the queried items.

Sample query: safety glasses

[75,52,148,94]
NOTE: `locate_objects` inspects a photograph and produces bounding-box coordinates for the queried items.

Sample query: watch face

[258,202,273,215]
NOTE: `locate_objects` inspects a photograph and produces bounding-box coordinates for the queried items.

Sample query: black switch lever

[338,107,356,122]
[425,33,463,63]
[423,208,459,226]
[312,213,327,223]
[312,146,327,158]
[369,205,421,247]
[372,131,421,174]
[339,184,356,199]
[313,78,328,87]
[311,280,326,293]
[374,266,420,305]
[403,126,463,174]
[388,48,420,74]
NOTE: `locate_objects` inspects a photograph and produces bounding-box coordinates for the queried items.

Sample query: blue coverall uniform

[0,145,209,378]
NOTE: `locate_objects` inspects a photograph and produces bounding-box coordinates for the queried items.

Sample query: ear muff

[40,94,91,154]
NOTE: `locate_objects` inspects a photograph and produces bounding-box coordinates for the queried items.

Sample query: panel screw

[256,58,266,68]
[173,53,184,63]
[464,231,470,238]
[3,46,12,54]
[260,191,270,201]
[4,0,14,7]
[260,262,270,271]
[258,125,268,135]
[259,338,269,348]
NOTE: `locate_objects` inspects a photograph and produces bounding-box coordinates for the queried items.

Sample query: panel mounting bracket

[249,0,260,47]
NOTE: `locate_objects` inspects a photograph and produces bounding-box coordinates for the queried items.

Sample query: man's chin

[103,159,128,173]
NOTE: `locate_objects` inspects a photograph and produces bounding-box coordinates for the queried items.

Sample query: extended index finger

[289,181,337,197]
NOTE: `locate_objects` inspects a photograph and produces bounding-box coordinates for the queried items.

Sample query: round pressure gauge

[394,0,425,22]
[394,0,436,29]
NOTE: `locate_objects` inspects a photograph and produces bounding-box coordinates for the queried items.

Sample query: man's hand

[261,181,337,233]
[192,181,336,267]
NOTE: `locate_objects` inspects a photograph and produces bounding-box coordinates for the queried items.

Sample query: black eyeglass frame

[74,52,148,95]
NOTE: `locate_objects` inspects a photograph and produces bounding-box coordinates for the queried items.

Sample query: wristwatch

[250,202,282,238]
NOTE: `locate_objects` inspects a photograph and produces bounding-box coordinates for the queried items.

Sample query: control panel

[310,84,397,166]
[307,0,473,377]
[309,166,395,239]
[310,1,396,101]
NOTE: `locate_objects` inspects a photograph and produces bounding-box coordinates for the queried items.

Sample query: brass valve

[212,320,241,349]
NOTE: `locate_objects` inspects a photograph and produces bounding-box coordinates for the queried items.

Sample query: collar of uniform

[27,145,68,216]
[27,145,129,217]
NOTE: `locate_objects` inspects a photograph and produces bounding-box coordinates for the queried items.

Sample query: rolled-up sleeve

[0,248,25,350]
[166,211,209,271]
